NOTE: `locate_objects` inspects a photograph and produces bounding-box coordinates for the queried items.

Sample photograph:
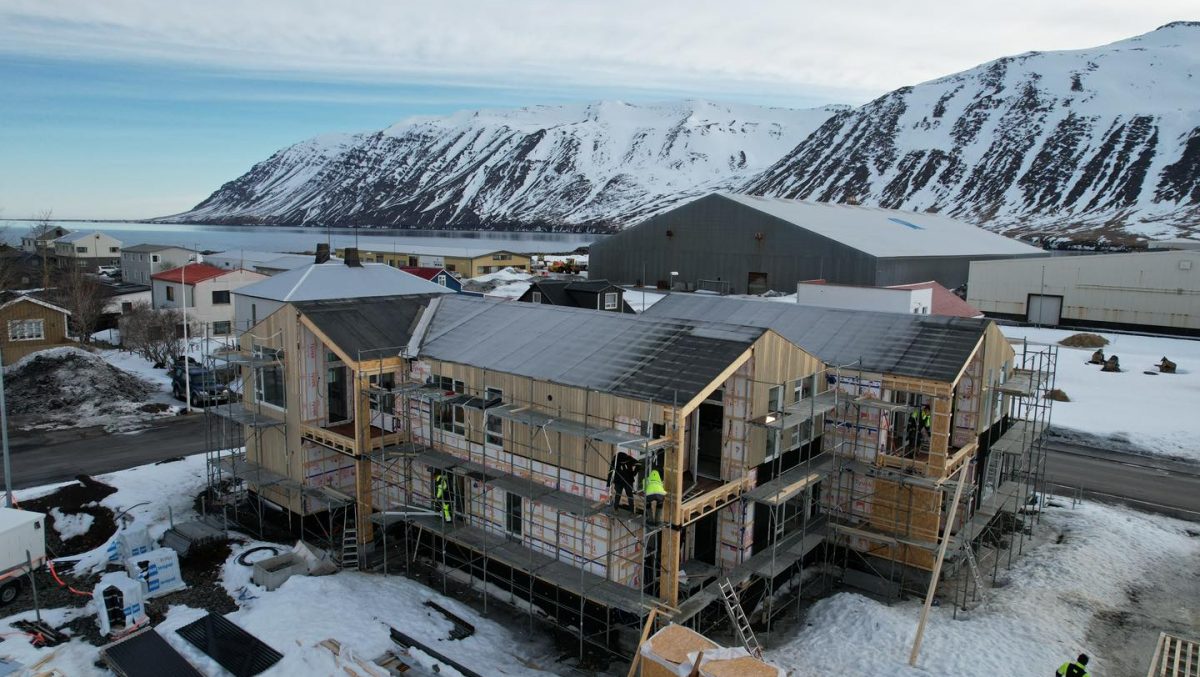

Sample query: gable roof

[27,224,70,239]
[887,281,984,318]
[121,244,196,254]
[528,279,621,308]
[151,263,232,285]
[235,262,454,303]
[418,295,764,404]
[643,294,989,382]
[294,295,444,360]
[0,291,71,316]
[715,194,1042,259]
[55,230,119,244]
[400,266,452,281]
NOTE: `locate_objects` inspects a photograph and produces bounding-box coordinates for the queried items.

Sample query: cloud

[1,0,1192,103]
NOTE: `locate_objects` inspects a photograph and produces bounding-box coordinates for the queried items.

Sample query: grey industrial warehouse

[588,193,1045,294]
[967,249,1200,334]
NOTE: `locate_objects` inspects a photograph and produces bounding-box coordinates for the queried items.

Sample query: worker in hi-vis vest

[643,467,666,525]
[909,403,931,450]
[435,472,452,523]
[1055,654,1090,677]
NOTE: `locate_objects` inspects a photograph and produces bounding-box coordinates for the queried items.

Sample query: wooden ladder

[340,508,360,571]
[718,578,763,659]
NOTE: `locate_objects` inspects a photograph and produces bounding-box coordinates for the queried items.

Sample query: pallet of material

[639,624,718,677]
[699,654,785,677]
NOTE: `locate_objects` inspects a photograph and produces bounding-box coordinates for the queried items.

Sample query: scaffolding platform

[217,453,353,509]
[209,405,284,428]
[996,369,1045,397]
[750,391,838,429]
[413,447,608,517]
[402,515,652,614]
[486,403,671,453]
[211,352,278,368]
[955,481,1023,548]
[744,454,836,506]
[990,419,1049,456]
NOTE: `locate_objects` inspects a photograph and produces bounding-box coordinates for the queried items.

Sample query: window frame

[252,345,286,409]
[165,286,175,302]
[211,289,231,305]
[506,491,523,535]
[485,387,503,446]
[603,291,618,310]
[531,291,542,304]
[212,320,232,336]
[7,319,45,342]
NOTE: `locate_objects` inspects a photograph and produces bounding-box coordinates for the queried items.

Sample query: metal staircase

[718,578,763,658]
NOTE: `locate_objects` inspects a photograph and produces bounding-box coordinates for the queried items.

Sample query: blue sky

[0,0,1191,220]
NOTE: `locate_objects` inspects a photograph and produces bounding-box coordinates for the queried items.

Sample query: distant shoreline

[0,217,617,235]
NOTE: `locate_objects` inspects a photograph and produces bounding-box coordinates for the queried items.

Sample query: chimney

[315,243,331,264]
[344,247,362,267]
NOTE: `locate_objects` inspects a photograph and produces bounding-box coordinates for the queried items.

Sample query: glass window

[531,291,542,304]
[767,385,782,413]
[368,372,397,413]
[165,286,175,302]
[211,290,231,305]
[75,246,88,253]
[253,345,285,408]
[435,402,466,436]
[793,376,814,404]
[436,274,447,286]
[506,492,522,535]
[212,321,231,335]
[8,319,44,341]
[485,387,503,446]
[151,255,159,262]
[603,292,618,310]
[109,246,119,253]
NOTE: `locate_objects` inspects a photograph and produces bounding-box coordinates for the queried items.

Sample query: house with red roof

[151,263,268,335]
[400,266,463,292]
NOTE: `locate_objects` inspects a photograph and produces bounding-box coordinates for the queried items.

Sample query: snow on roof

[887,281,984,318]
[150,263,231,285]
[54,231,118,244]
[718,194,1042,258]
[357,244,522,258]
[234,262,455,303]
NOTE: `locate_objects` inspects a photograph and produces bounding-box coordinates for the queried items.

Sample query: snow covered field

[2,456,558,676]
[1000,326,1200,463]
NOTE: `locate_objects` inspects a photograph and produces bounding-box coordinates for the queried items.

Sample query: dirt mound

[3,347,160,430]
[1059,333,1109,348]
[1046,388,1071,402]
[20,476,119,558]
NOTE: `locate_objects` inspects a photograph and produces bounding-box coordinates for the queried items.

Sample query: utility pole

[1,346,12,507]
[182,259,192,414]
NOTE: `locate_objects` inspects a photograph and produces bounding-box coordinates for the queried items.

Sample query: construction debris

[99,628,203,677]
[175,612,283,677]
[389,626,484,677]
[1158,356,1178,374]
[423,600,475,640]
[1102,354,1122,372]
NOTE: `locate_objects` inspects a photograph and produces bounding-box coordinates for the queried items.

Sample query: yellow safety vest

[644,470,666,496]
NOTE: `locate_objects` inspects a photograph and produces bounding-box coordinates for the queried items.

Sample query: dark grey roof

[121,243,196,253]
[643,294,989,382]
[294,294,442,360]
[420,295,763,404]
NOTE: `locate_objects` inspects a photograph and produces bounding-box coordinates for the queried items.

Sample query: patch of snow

[48,507,95,541]
[1001,326,1200,463]
[769,500,1200,675]
[468,267,532,284]
[623,288,667,312]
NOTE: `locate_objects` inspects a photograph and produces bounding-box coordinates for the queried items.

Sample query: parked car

[170,364,232,406]
[96,265,121,277]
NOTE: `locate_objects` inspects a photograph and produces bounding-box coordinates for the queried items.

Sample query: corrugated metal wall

[590,194,878,293]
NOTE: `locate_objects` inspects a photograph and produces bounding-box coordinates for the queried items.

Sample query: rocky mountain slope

[745,22,1200,240]
[167,23,1199,240]
[165,101,843,231]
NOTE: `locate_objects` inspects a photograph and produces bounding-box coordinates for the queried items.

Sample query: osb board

[869,478,942,545]
[646,624,719,665]
[701,657,781,677]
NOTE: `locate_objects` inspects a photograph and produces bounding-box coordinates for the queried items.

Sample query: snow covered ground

[1000,326,1200,463]
[2,456,559,676]
[770,500,1200,676]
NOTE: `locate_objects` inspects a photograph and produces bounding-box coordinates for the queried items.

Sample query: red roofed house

[152,263,268,336]
[400,266,463,292]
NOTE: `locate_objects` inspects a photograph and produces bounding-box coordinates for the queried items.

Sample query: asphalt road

[1044,440,1200,521]
[2,414,210,490]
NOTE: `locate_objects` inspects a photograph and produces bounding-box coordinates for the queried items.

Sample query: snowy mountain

[165,101,844,231]
[745,22,1200,240]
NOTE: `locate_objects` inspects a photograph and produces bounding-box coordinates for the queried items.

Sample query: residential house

[52,231,122,271]
[120,244,197,285]
[20,224,70,256]
[211,291,1051,662]
[400,267,463,292]
[151,264,267,336]
[517,278,634,313]
[233,255,454,332]
[337,246,530,278]
[0,292,71,361]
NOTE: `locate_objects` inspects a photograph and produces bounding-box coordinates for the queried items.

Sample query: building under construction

[203,291,1056,665]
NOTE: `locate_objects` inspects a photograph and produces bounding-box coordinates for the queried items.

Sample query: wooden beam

[909,463,968,667]
[950,333,987,390]
[625,608,659,677]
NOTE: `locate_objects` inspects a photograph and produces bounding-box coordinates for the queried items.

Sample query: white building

[151,263,268,336]
[20,224,71,255]
[120,244,197,285]
[1148,238,1200,252]
[233,259,454,330]
[793,282,933,315]
[968,250,1200,332]
[204,250,328,276]
[52,231,122,271]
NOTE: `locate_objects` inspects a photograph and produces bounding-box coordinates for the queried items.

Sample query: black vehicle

[170,364,232,406]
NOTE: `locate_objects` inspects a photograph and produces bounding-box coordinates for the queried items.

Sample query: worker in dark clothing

[435,472,452,523]
[607,452,640,513]
[1055,653,1090,677]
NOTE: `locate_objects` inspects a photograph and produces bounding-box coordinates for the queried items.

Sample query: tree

[120,302,185,367]
[56,264,111,344]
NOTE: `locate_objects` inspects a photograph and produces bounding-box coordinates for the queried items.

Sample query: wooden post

[661,408,686,607]
[625,608,659,677]
[354,369,375,545]
[909,462,968,666]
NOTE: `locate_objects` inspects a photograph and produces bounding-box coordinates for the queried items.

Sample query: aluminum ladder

[962,545,988,608]
[718,578,763,658]
[339,508,360,570]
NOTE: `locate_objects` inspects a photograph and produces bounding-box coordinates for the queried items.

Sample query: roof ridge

[282,264,319,302]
